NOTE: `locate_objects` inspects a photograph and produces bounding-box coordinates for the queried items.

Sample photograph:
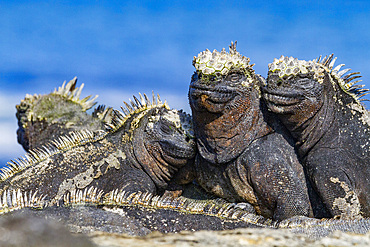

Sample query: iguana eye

[159,117,176,134]
[226,72,241,82]
[191,73,198,82]
[160,123,174,135]
[296,78,313,86]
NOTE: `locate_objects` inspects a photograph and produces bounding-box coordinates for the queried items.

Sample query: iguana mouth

[189,84,237,105]
[263,92,301,106]
[262,87,304,106]
[262,87,305,114]
[159,138,196,159]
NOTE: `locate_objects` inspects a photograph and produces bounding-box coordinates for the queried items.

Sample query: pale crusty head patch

[192,41,255,85]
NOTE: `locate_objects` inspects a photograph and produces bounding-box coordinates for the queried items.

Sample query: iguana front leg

[306,148,364,219]
[229,137,313,221]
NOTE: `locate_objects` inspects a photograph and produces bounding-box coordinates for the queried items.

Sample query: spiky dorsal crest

[53,77,98,111]
[92,105,114,124]
[63,186,104,206]
[229,41,238,54]
[0,189,47,215]
[0,129,106,182]
[102,189,269,224]
[315,55,369,101]
[103,92,169,132]
[269,55,369,101]
[0,187,103,214]
[0,187,272,227]
[16,77,98,127]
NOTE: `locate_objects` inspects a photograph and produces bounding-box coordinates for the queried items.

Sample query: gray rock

[0,213,94,247]
[90,228,370,247]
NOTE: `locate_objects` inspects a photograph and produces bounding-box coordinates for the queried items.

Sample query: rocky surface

[1,213,369,247]
[89,228,370,247]
[0,214,94,247]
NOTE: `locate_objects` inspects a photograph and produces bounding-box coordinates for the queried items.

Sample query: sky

[0,0,369,166]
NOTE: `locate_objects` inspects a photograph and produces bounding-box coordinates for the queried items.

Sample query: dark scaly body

[263,55,370,218]
[188,42,314,221]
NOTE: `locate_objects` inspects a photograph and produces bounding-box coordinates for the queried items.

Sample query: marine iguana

[1,92,195,204]
[188,42,315,221]
[262,55,370,218]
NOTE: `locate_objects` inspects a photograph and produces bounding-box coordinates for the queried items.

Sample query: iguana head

[189,41,259,113]
[143,107,195,165]
[262,55,367,138]
[108,93,195,189]
[16,77,101,151]
[189,42,270,163]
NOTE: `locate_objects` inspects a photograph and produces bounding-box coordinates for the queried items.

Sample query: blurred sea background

[0,0,369,167]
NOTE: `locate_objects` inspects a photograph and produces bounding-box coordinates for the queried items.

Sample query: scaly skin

[263,55,370,218]
[188,42,315,221]
[1,92,195,204]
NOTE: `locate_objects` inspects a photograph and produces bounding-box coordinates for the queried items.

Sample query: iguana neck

[128,126,183,190]
[194,90,272,164]
[287,89,336,158]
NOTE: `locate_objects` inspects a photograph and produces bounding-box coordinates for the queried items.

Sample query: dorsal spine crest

[106,92,169,132]
[0,189,46,215]
[53,77,98,111]
[0,129,105,181]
